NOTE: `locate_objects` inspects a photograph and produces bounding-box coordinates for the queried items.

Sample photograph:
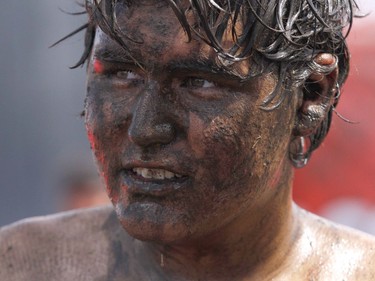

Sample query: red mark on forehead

[93,59,104,74]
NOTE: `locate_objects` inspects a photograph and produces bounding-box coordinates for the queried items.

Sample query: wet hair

[62,0,358,159]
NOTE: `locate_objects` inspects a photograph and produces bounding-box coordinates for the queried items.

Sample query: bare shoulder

[293,207,375,280]
[0,205,123,281]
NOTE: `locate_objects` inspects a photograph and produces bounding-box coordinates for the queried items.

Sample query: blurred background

[0,1,374,232]
[0,0,109,225]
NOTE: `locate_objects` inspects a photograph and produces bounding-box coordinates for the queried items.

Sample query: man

[1,0,375,280]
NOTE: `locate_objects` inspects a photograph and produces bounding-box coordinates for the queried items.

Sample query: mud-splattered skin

[0,1,375,280]
[82,1,374,281]
[84,2,300,280]
[87,1,295,239]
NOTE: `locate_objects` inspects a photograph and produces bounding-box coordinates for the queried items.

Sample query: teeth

[141,169,152,179]
[164,171,175,179]
[132,168,183,180]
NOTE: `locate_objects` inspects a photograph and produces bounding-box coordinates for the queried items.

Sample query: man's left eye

[181,77,215,88]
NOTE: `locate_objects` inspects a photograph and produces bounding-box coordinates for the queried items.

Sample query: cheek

[188,101,248,184]
[85,94,124,201]
[247,105,295,187]
[85,101,104,168]
[85,98,113,155]
[202,115,244,181]
[187,93,293,195]
[85,81,134,158]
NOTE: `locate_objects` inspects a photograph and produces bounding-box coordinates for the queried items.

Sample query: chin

[114,201,194,243]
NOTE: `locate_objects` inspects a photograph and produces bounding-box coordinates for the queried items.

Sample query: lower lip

[120,170,190,198]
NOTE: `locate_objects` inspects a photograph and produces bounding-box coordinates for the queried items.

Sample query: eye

[116,70,142,80]
[181,77,215,88]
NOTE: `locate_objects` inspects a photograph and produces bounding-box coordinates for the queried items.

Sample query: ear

[293,53,339,138]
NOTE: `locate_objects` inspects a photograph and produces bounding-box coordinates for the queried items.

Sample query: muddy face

[85,1,298,243]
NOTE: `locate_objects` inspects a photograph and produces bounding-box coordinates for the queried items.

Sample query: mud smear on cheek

[188,112,206,158]
[87,91,122,203]
[213,99,256,181]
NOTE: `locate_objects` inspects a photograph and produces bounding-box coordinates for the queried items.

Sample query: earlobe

[290,53,339,168]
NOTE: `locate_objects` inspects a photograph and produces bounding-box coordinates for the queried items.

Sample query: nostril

[155,123,174,135]
[128,122,176,147]
[155,123,175,143]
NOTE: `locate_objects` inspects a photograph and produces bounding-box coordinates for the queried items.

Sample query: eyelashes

[91,58,222,96]
[93,58,140,79]
[116,70,142,80]
[180,77,215,89]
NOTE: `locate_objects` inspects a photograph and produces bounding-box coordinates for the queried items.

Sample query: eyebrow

[94,47,242,79]
[167,58,248,81]
[94,46,135,64]
[168,59,224,74]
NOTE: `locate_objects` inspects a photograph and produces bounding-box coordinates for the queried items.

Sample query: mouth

[121,167,190,198]
[132,167,184,180]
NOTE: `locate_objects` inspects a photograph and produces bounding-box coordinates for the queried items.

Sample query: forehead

[94,2,198,62]
[92,1,251,76]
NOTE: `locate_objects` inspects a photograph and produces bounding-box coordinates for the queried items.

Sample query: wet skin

[1,2,375,281]
[85,1,304,280]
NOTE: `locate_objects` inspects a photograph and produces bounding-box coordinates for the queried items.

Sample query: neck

[137,167,299,281]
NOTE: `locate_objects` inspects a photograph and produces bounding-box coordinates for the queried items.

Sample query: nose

[128,84,176,148]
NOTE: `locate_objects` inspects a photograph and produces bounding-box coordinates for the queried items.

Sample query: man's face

[85,1,298,243]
